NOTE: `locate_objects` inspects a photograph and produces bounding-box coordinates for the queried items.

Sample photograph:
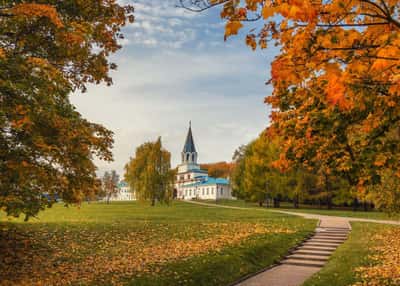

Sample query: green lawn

[0,201,315,286]
[302,222,400,286]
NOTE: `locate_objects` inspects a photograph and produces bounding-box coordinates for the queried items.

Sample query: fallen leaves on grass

[0,222,293,286]
[353,228,400,286]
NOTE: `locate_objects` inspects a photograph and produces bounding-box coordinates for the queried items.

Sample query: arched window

[186,153,190,161]
[192,153,195,162]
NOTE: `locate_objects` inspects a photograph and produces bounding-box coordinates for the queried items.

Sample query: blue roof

[183,177,229,188]
[118,181,128,188]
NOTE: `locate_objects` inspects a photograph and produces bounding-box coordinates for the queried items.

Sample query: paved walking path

[272,210,400,226]
[235,220,350,286]
[186,201,400,226]
[185,201,399,286]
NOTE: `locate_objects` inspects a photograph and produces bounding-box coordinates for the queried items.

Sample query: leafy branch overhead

[182,0,400,211]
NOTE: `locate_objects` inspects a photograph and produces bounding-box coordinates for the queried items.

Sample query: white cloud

[72,47,272,176]
[71,1,277,177]
[120,0,213,49]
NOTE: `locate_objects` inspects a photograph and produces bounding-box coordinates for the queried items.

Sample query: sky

[71,0,278,176]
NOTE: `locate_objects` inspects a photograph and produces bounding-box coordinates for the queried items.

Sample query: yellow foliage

[353,229,400,286]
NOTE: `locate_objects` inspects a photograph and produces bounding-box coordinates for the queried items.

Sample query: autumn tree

[230,144,250,198]
[124,137,175,206]
[0,1,134,219]
[181,0,400,211]
[102,170,120,204]
[200,161,234,178]
[231,135,289,206]
[231,133,350,208]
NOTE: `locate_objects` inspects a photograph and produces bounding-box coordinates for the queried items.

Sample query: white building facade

[109,181,136,201]
[175,123,233,200]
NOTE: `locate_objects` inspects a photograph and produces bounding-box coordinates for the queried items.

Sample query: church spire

[183,121,196,153]
[182,122,197,164]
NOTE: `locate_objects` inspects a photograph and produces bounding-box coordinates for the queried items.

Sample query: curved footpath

[185,201,400,286]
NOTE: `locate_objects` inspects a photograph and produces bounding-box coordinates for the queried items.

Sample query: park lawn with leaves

[302,222,400,286]
[0,201,315,286]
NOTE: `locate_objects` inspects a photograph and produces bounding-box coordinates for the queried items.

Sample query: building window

[206,188,209,195]
[202,188,204,195]
[220,188,223,195]
[211,188,214,195]
[186,153,190,161]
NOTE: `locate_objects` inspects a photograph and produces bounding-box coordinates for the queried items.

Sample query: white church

[106,181,136,201]
[174,123,233,200]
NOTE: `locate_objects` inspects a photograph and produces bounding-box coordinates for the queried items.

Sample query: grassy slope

[302,222,399,286]
[1,201,315,286]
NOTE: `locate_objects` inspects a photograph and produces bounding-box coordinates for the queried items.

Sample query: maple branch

[317,45,380,51]
[361,0,400,29]
[360,0,388,17]
[379,0,391,15]
[316,22,390,27]
[359,12,387,20]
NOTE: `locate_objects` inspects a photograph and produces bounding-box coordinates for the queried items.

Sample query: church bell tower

[181,121,197,165]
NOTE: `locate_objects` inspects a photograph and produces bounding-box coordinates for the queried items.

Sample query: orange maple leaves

[11,3,64,28]
[224,21,243,39]
[325,74,351,110]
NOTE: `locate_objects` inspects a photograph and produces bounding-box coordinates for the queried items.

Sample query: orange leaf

[225,21,243,39]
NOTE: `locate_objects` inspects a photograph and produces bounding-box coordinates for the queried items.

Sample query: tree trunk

[352,198,358,211]
[327,196,333,210]
[258,201,263,207]
[325,174,333,210]
[151,198,155,206]
[293,194,299,208]
[273,197,280,208]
